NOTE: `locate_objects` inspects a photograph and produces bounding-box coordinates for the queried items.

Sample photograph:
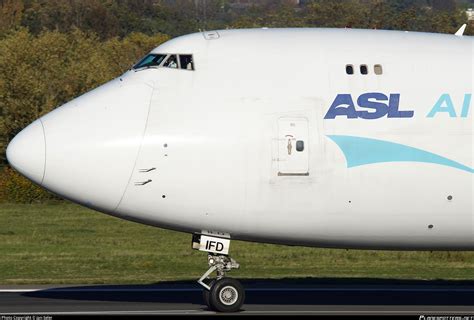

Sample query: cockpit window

[133,54,166,69]
[163,54,178,68]
[133,53,195,71]
[179,55,194,70]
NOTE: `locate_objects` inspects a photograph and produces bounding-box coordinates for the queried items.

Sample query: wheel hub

[220,286,238,305]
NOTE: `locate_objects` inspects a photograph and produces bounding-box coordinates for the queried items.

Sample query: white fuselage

[7,28,474,250]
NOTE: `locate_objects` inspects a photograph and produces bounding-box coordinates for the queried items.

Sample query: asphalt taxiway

[1,278,474,315]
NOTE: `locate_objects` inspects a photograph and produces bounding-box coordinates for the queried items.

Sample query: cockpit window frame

[133,53,167,70]
[133,53,196,72]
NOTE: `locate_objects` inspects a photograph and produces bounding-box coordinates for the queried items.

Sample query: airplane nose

[35,79,153,212]
[6,119,46,185]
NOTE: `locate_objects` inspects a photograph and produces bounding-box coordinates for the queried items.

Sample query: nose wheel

[198,254,245,312]
[207,278,245,312]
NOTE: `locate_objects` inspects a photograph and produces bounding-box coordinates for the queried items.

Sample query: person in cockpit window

[165,55,178,68]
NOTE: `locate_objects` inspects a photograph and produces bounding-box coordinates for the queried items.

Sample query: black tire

[202,280,215,310]
[209,278,245,313]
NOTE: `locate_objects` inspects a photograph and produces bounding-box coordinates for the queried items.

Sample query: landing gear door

[278,118,309,176]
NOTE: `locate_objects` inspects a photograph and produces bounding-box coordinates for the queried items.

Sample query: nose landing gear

[198,254,245,312]
[194,234,245,312]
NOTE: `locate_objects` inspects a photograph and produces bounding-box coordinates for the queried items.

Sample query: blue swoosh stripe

[327,135,473,174]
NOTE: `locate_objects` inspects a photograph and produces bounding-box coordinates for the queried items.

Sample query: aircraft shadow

[23,278,474,306]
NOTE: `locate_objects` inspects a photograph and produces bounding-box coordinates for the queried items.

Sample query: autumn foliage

[0,0,472,202]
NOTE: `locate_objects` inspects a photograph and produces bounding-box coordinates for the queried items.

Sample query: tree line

[1,0,472,39]
[0,0,472,167]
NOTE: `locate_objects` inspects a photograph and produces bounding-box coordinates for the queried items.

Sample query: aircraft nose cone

[6,119,46,185]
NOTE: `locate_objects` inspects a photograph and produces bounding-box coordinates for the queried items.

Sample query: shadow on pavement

[23,278,474,306]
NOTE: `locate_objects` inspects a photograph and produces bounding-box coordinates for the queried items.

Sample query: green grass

[1,202,474,285]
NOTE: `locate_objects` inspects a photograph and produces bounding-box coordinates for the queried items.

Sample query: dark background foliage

[0,0,472,202]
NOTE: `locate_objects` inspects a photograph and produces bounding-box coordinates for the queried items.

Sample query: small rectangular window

[163,54,178,68]
[374,64,383,75]
[360,65,368,75]
[346,65,354,75]
[179,55,194,70]
[296,141,305,152]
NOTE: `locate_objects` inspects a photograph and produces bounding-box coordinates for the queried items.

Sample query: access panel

[278,118,309,176]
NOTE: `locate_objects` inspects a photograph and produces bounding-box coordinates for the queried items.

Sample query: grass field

[1,202,474,285]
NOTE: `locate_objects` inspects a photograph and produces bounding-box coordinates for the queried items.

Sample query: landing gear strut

[193,234,245,312]
[198,254,245,312]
